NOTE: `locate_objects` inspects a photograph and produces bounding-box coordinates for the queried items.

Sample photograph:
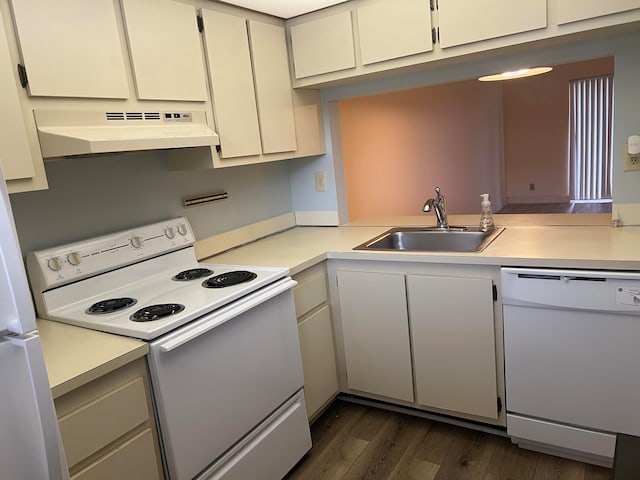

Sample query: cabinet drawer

[71,428,159,480]
[293,271,327,319]
[58,377,149,468]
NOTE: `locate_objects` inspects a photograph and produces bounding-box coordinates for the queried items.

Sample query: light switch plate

[315,171,327,192]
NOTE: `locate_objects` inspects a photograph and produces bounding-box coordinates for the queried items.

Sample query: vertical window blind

[569,75,614,201]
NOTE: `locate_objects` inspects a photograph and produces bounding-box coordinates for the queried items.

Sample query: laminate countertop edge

[37,319,148,399]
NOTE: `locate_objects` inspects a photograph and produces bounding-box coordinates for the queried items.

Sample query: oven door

[147,278,309,480]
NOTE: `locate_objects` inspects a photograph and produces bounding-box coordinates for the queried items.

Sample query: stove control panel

[27,217,196,291]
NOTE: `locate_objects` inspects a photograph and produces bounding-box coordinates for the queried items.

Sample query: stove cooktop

[27,218,288,340]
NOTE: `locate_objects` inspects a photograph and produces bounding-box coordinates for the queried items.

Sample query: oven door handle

[158,278,297,353]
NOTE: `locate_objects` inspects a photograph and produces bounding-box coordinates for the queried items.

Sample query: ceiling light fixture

[478,66,553,82]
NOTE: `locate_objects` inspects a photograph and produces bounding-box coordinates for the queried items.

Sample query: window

[569,75,614,201]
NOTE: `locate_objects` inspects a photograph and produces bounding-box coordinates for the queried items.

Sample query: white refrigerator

[0,164,68,479]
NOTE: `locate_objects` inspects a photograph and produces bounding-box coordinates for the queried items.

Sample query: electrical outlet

[315,171,327,192]
[624,143,640,171]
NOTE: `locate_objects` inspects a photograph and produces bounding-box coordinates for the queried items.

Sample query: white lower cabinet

[407,275,499,419]
[293,264,339,420]
[332,262,503,424]
[336,270,414,402]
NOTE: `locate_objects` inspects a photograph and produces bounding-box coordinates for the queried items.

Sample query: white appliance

[33,109,219,158]
[0,164,68,479]
[502,267,640,467]
[27,218,311,480]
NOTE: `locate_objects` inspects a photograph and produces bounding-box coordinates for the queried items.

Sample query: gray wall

[612,36,640,204]
[9,151,293,253]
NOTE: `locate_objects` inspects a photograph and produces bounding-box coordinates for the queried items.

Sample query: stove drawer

[148,282,306,480]
[199,390,310,480]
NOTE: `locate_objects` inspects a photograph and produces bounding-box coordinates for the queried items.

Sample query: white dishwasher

[502,267,640,467]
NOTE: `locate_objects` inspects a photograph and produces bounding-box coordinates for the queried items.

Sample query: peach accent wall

[503,57,614,203]
[338,80,504,221]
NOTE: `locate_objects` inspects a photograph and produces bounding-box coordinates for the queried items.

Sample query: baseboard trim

[294,210,340,226]
[194,212,296,261]
[337,394,506,438]
[506,195,571,204]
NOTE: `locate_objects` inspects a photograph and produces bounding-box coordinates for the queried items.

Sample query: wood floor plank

[584,463,615,480]
[532,454,585,480]
[341,413,429,480]
[287,401,615,480]
[433,428,502,480]
[483,435,540,480]
[389,458,440,480]
[387,417,439,480]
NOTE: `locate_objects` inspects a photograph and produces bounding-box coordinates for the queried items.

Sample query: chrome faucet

[423,186,449,229]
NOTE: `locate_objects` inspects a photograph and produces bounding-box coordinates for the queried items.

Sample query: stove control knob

[67,252,81,266]
[164,227,176,239]
[47,256,62,272]
[177,224,188,236]
[130,236,144,249]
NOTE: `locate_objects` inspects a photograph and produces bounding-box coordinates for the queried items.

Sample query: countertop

[206,215,640,273]
[38,214,640,397]
[37,319,148,399]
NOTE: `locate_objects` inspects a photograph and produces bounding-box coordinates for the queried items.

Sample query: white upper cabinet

[200,10,262,158]
[9,0,129,98]
[437,0,547,48]
[0,17,33,182]
[248,20,297,155]
[120,0,207,101]
[290,11,356,79]
[201,10,296,159]
[357,0,433,65]
[556,0,640,25]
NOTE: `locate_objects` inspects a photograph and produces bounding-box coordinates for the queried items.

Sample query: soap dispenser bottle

[479,193,495,231]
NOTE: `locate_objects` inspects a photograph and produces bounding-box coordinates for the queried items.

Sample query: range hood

[34,109,219,158]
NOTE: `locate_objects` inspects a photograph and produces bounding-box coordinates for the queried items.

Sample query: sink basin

[354,226,504,253]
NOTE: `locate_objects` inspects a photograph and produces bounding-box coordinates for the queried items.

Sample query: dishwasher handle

[517,273,607,282]
[158,278,297,353]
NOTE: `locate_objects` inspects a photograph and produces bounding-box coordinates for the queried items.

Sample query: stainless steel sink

[354,226,505,253]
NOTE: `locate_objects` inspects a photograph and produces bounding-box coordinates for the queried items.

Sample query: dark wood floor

[286,400,613,480]
[496,202,612,214]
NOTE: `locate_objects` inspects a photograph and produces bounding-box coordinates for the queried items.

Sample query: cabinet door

[407,275,498,419]
[121,0,207,101]
[201,10,262,158]
[437,0,547,48]
[298,306,339,419]
[0,16,34,181]
[557,0,640,25]
[289,11,356,79]
[357,0,433,66]
[248,20,297,154]
[337,270,413,402]
[9,0,129,98]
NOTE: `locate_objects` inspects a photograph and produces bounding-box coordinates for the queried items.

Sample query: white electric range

[27,218,311,480]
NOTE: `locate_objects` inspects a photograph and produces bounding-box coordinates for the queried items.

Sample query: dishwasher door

[502,268,640,462]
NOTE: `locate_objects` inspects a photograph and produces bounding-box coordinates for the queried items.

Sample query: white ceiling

[218,0,350,18]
